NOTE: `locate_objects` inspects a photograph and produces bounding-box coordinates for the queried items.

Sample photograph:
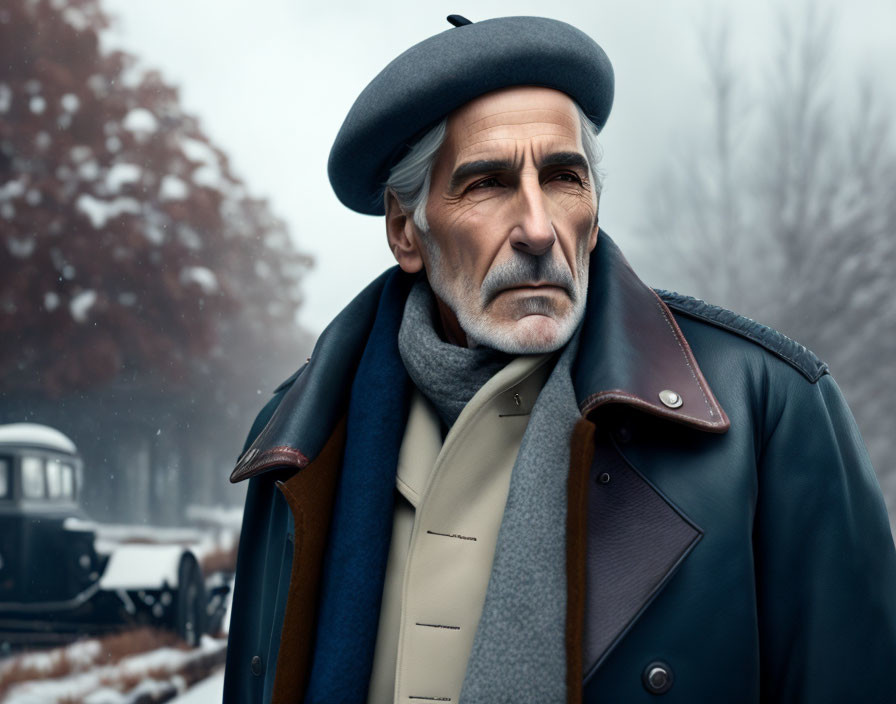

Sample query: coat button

[642,661,673,694]
[250,655,264,677]
[658,389,683,408]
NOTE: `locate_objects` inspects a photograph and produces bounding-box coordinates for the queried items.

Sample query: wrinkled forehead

[443,86,583,162]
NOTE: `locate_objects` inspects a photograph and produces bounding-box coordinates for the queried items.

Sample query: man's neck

[434,295,470,347]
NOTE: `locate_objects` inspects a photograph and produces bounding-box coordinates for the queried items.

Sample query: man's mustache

[480,254,577,306]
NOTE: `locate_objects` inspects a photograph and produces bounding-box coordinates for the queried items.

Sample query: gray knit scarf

[397,278,583,702]
[398,279,513,429]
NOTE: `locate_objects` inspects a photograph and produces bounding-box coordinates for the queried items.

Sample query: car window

[47,458,63,498]
[0,457,9,498]
[60,462,75,499]
[21,456,45,499]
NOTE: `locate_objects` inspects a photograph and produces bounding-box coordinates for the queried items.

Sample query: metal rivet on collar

[598,472,611,485]
[658,389,683,409]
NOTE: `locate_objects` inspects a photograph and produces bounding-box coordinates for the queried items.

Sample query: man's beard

[425,247,589,354]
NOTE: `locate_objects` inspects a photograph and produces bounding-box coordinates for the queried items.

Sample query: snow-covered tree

[0,0,314,521]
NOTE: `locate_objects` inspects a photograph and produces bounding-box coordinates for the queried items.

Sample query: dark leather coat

[224,232,896,703]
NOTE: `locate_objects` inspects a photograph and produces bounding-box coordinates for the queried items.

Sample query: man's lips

[498,283,568,294]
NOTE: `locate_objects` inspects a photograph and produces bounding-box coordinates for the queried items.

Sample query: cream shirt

[367,354,554,704]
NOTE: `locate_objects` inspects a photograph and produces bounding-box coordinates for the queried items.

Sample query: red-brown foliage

[0,0,312,397]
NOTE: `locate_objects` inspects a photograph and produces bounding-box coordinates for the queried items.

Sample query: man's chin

[466,313,577,354]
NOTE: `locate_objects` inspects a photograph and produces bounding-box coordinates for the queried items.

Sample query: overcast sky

[100,0,896,334]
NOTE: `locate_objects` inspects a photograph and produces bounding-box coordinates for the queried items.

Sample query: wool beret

[328,15,615,215]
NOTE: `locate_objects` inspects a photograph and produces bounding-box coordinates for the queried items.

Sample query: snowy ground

[0,572,235,704]
[1,634,227,704]
[169,668,224,703]
[0,504,240,703]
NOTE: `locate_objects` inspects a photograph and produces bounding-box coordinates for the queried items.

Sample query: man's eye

[470,176,501,190]
[553,172,583,184]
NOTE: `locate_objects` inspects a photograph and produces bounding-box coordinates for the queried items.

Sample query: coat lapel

[579,428,703,682]
[568,233,727,688]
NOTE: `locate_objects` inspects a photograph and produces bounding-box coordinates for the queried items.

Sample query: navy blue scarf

[303,270,413,703]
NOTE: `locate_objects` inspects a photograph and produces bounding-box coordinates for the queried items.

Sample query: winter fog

[1,0,894,700]
[95,0,896,521]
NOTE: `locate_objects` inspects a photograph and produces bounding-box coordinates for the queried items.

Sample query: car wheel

[174,554,206,647]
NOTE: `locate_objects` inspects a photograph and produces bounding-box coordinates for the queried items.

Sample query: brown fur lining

[271,415,347,704]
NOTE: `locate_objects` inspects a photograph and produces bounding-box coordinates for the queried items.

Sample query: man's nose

[509,179,556,257]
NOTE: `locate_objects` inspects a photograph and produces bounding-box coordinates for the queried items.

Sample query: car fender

[98,544,194,590]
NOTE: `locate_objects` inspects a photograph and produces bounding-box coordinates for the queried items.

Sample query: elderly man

[224,15,896,704]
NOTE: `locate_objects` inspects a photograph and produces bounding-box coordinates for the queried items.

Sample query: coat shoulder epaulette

[656,289,829,383]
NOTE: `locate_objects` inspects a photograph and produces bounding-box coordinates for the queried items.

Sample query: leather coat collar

[573,234,729,431]
[231,230,728,483]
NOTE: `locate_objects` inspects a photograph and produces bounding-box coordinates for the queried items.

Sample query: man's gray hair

[384,102,604,233]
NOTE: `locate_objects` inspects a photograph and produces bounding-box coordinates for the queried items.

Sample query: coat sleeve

[754,369,896,703]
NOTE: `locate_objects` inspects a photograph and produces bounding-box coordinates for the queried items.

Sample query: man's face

[416,86,599,353]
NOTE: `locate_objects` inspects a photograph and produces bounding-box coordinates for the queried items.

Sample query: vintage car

[0,423,229,649]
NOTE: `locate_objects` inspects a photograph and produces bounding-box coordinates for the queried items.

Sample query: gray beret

[328,15,615,215]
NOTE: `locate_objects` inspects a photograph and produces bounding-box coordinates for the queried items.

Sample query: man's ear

[385,189,425,273]
[587,193,600,252]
